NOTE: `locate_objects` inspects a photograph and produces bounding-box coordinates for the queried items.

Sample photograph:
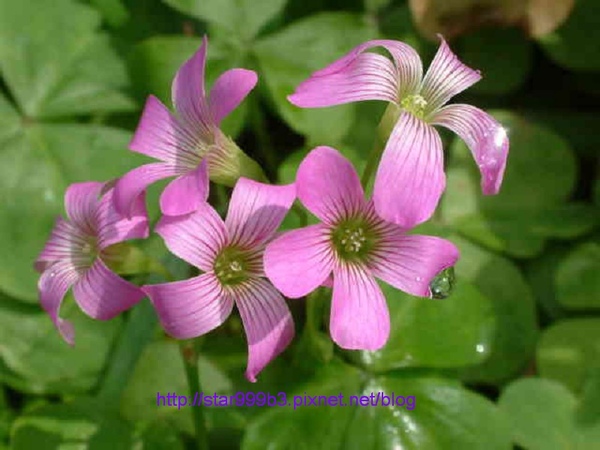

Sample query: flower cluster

[35,36,508,381]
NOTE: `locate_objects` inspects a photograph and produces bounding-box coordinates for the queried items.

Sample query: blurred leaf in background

[0,0,146,302]
[408,0,576,40]
[0,0,598,448]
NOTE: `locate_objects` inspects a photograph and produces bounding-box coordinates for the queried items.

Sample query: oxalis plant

[35,35,509,448]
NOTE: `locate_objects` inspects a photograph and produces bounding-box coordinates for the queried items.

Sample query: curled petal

[113,162,180,218]
[159,159,210,216]
[289,39,423,107]
[38,260,80,345]
[264,224,334,299]
[234,278,294,382]
[420,36,482,113]
[330,262,389,351]
[130,95,203,166]
[171,36,214,135]
[97,188,149,250]
[64,182,103,236]
[226,178,296,248]
[156,202,227,271]
[369,231,460,297]
[289,53,398,107]
[373,112,445,229]
[72,259,144,320]
[431,104,509,195]
[144,273,233,339]
[297,146,366,224]
[35,218,86,272]
[209,68,258,125]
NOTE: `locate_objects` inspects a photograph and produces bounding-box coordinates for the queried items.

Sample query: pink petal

[171,36,214,135]
[420,36,482,113]
[64,182,103,236]
[330,262,389,351]
[369,231,460,297]
[209,68,258,126]
[264,224,334,298]
[72,258,145,320]
[38,260,80,345]
[144,273,233,339]
[35,218,85,272]
[373,112,445,229]
[234,278,294,382]
[289,39,423,107]
[431,104,509,195]
[113,162,180,218]
[297,146,366,224]
[155,202,227,272]
[225,178,295,248]
[130,95,202,165]
[97,188,149,250]
[159,159,210,216]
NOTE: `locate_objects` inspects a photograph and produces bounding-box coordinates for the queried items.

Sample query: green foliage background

[0,0,598,448]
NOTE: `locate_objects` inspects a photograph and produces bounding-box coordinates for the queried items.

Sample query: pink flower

[264,147,459,351]
[35,182,149,345]
[143,174,296,382]
[114,36,261,218]
[288,37,509,228]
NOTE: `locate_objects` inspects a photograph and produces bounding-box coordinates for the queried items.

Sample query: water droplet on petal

[429,266,455,299]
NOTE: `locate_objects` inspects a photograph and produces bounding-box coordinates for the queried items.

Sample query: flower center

[214,246,250,286]
[331,218,378,262]
[75,235,98,267]
[401,94,428,119]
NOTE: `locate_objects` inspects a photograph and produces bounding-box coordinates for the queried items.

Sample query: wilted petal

[420,36,481,113]
[35,218,85,272]
[159,159,210,216]
[130,95,201,165]
[64,182,103,235]
[297,146,366,224]
[226,178,295,248]
[171,36,213,135]
[264,224,334,298]
[72,259,144,320]
[431,104,509,194]
[38,260,80,345]
[369,231,460,297]
[330,262,389,350]
[113,162,180,218]
[234,278,294,382]
[373,112,445,229]
[289,39,423,107]
[209,68,258,125]
[156,202,227,271]
[144,273,233,339]
[97,188,149,250]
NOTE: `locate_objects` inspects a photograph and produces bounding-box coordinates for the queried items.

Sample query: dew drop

[429,266,455,299]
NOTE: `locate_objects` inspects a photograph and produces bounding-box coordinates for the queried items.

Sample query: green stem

[292,203,308,227]
[96,299,158,408]
[248,95,278,173]
[360,141,383,190]
[180,340,209,450]
[361,102,402,190]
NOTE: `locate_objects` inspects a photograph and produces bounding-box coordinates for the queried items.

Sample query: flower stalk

[180,340,210,450]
